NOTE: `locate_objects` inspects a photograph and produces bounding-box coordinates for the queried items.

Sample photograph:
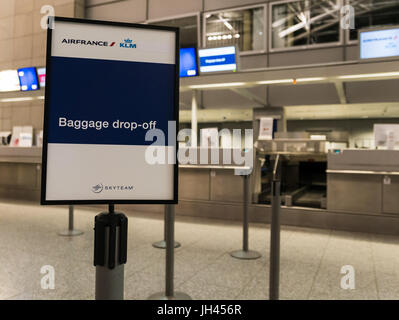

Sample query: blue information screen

[17,67,39,91]
[18,67,39,91]
[198,46,237,73]
[179,47,197,77]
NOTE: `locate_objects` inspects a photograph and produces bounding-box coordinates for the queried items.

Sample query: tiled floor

[0,200,399,300]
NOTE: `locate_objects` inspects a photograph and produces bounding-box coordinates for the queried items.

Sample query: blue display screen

[179,48,197,77]
[17,67,39,91]
[198,46,237,73]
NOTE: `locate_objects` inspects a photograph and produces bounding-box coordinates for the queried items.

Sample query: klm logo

[120,38,137,49]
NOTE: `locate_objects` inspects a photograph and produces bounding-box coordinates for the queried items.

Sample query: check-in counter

[0,147,42,201]
[327,149,399,215]
[178,147,251,203]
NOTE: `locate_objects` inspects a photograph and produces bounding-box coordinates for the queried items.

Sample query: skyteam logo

[120,38,137,49]
[92,183,103,193]
[91,183,134,193]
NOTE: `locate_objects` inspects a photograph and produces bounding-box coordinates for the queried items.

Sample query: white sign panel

[258,118,274,140]
[41,17,179,204]
[360,27,399,60]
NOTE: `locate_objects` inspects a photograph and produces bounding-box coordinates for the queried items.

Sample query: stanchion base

[57,229,84,236]
[230,250,261,260]
[152,240,181,249]
[147,291,191,300]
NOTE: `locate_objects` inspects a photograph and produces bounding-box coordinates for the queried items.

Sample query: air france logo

[120,38,137,49]
[62,38,115,47]
[92,183,103,193]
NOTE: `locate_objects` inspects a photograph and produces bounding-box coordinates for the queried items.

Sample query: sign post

[41,17,179,300]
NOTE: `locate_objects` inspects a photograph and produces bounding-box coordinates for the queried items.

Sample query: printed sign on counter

[41,17,179,204]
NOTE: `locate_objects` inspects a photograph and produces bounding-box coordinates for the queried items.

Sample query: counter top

[0,147,42,164]
[328,149,399,172]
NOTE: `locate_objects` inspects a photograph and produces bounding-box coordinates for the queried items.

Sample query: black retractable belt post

[94,204,128,300]
[152,205,181,249]
[269,154,281,300]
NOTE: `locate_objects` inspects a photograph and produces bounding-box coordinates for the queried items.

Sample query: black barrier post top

[94,210,128,269]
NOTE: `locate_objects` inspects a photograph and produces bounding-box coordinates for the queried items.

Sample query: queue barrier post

[148,204,191,300]
[57,205,84,236]
[152,206,181,249]
[230,172,261,260]
[269,154,281,300]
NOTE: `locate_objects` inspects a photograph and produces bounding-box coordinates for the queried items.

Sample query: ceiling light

[296,77,327,82]
[189,82,245,89]
[338,72,399,80]
[0,97,34,102]
[256,79,292,85]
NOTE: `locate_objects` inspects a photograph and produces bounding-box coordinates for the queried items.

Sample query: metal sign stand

[148,204,191,300]
[269,155,281,300]
[57,205,84,236]
[230,174,261,260]
[94,204,128,300]
[153,206,181,249]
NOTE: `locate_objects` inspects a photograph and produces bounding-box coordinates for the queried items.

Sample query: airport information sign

[360,27,399,60]
[41,17,179,204]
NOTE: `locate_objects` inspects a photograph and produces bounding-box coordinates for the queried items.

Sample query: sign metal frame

[41,17,179,205]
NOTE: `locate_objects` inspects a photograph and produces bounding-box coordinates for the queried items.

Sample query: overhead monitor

[0,70,20,92]
[180,47,197,77]
[17,67,39,91]
[198,46,238,74]
[360,27,399,60]
[374,124,399,150]
[37,67,46,88]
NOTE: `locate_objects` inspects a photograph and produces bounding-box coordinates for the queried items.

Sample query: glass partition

[204,6,265,53]
[348,0,399,41]
[271,0,341,49]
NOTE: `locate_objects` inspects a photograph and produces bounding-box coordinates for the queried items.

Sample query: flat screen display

[180,48,197,77]
[37,67,46,88]
[0,70,20,92]
[360,27,399,60]
[17,67,39,91]
[198,46,237,73]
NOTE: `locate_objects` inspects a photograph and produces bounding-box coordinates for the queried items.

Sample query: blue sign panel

[198,46,237,73]
[42,17,179,204]
[179,47,197,77]
[17,67,39,91]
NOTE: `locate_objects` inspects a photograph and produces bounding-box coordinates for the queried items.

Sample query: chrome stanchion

[230,173,261,260]
[269,154,281,300]
[152,205,181,249]
[148,204,191,300]
[58,205,84,236]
